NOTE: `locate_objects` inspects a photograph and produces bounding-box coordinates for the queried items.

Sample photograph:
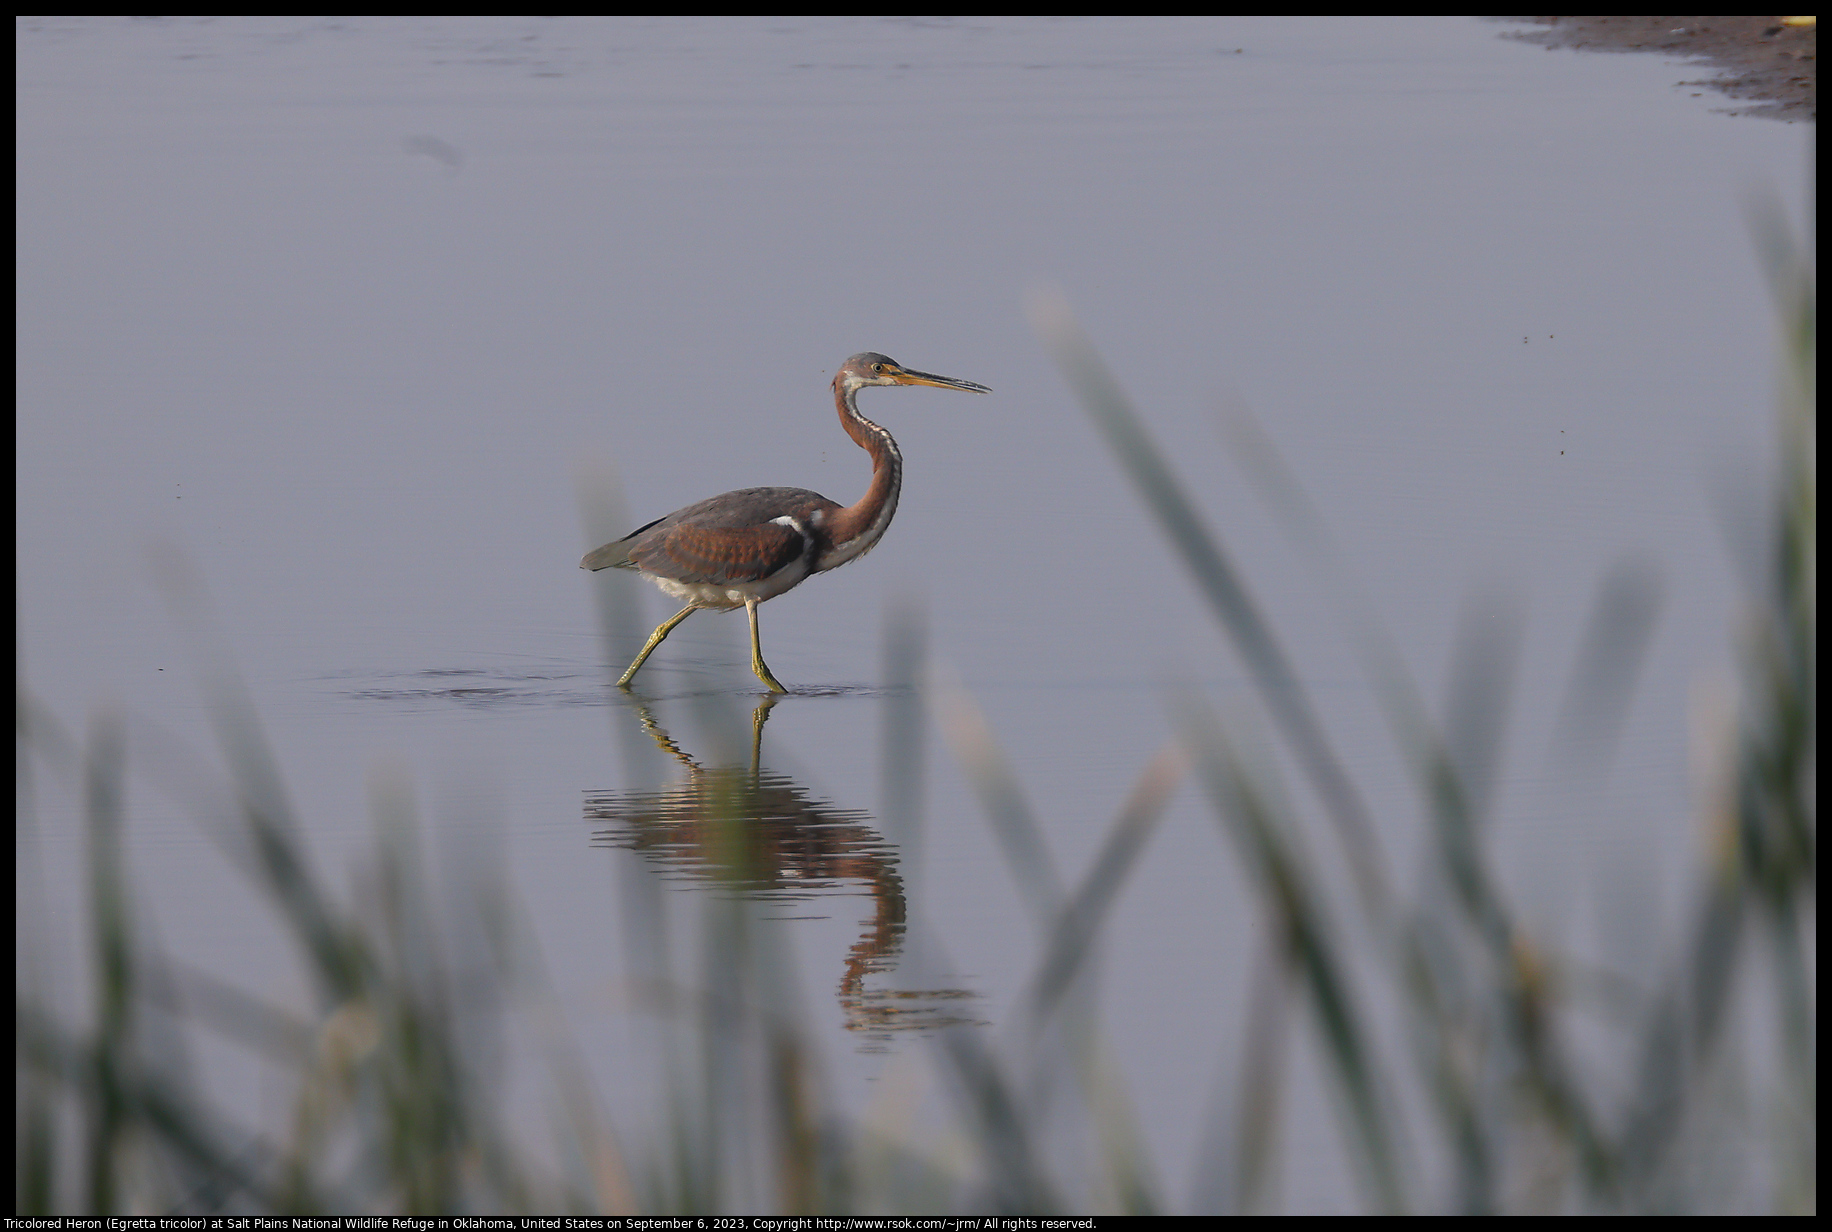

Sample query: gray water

[16,15,1807,1212]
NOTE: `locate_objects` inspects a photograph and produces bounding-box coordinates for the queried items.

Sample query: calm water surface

[16,15,1806,1211]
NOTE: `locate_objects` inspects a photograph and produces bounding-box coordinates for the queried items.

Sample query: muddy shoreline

[1508,16,1815,121]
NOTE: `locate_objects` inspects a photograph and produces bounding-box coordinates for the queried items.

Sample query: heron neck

[825,383,902,562]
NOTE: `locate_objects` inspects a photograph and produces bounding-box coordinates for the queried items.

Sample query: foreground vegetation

[17,228,1813,1214]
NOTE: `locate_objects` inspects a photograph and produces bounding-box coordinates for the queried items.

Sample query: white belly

[648,554,813,610]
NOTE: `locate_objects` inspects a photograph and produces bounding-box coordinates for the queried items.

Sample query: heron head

[833,352,991,396]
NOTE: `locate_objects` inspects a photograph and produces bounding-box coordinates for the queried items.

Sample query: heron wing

[631,518,809,585]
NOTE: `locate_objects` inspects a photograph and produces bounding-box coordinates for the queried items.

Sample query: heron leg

[746,598,788,693]
[618,603,699,687]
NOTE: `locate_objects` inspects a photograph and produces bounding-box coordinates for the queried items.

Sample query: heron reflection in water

[582,353,989,691]
[585,696,980,1039]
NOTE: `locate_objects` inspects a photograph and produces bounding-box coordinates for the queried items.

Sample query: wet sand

[1509,16,1815,120]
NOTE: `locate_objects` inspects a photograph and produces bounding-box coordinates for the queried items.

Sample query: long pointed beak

[889,366,991,394]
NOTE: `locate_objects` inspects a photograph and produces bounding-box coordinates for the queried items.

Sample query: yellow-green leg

[618,602,698,687]
[746,598,788,693]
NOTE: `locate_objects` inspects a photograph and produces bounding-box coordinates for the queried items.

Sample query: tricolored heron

[583,352,990,692]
